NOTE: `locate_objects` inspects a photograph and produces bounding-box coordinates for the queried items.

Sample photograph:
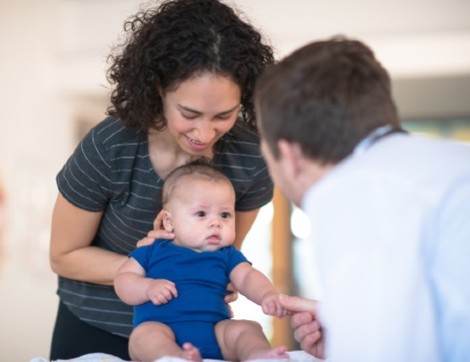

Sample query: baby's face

[165,178,236,252]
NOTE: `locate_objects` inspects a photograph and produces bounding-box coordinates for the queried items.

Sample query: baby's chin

[199,240,232,252]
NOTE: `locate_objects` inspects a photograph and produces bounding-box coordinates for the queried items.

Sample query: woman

[49,0,274,359]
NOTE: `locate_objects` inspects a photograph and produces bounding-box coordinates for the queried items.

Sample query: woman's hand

[224,282,238,304]
[278,294,325,359]
[223,283,238,317]
[136,210,175,247]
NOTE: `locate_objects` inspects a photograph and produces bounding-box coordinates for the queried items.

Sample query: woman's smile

[184,134,211,151]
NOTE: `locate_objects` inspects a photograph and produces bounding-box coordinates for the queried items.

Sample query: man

[255,36,470,361]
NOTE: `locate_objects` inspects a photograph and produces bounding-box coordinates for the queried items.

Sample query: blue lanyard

[353,124,407,156]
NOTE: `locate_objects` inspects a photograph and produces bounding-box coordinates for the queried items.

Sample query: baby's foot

[181,342,202,362]
[246,346,289,361]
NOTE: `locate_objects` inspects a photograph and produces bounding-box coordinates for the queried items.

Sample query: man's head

[256,36,399,163]
[161,158,236,252]
[255,36,399,204]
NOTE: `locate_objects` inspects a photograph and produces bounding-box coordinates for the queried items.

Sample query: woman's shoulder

[218,122,262,159]
[223,121,260,145]
[87,116,144,148]
[216,121,268,174]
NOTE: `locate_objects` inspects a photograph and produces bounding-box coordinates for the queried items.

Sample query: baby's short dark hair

[162,157,233,205]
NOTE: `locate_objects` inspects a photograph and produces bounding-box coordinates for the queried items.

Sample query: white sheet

[30,350,322,362]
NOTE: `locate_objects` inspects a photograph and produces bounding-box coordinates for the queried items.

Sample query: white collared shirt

[302,133,470,361]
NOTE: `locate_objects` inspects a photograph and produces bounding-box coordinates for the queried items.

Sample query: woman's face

[161,72,241,158]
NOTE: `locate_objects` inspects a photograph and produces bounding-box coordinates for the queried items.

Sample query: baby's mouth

[206,234,221,244]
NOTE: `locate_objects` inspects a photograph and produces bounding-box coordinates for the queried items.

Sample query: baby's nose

[209,217,221,228]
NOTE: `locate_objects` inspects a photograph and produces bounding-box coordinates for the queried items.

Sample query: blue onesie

[130,239,250,359]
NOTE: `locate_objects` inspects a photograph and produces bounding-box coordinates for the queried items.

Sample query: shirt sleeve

[429,177,470,361]
[236,161,274,212]
[56,125,113,211]
[217,123,274,212]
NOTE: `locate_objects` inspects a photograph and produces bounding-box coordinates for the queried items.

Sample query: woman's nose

[193,121,216,143]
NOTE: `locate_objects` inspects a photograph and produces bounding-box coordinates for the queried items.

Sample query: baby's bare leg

[215,319,289,361]
[129,321,202,362]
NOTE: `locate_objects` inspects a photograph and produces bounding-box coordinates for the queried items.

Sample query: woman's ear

[162,210,174,232]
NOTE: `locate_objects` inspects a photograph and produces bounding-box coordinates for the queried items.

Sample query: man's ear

[277,140,304,178]
[162,210,174,232]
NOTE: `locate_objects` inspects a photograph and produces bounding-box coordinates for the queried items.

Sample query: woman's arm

[49,193,127,285]
[234,209,259,249]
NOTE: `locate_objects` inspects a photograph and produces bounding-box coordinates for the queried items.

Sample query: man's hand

[279,294,325,359]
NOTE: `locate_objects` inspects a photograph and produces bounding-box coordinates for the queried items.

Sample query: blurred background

[1,0,469,361]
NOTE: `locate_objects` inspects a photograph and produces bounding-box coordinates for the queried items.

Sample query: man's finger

[279,294,317,314]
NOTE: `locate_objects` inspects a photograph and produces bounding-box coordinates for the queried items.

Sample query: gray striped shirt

[56,116,273,337]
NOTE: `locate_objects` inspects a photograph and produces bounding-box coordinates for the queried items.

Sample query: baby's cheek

[228,230,236,243]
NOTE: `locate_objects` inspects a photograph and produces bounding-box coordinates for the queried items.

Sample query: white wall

[0,1,469,361]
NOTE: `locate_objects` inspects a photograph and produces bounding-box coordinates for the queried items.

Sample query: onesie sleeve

[129,244,152,271]
[226,246,251,274]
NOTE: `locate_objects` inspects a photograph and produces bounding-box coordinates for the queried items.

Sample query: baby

[115,159,289,362]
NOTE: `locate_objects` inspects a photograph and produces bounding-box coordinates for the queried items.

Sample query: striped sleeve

[236,155,273,211]
[216,124,274,212]
[57,122,115,211]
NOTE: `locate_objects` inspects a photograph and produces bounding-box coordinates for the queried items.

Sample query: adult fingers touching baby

[136,211,175,247]
[262,299,285,317]
[136,229,175,247]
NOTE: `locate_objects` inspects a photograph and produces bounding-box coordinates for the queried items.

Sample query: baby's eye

[221,212,231,219]
[195,211,206,217]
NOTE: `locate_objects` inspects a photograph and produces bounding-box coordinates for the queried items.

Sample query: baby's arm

[114,257,177,306]
[230,262,287,317]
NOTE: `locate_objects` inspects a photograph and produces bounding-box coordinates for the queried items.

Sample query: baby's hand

[261,292,288,317]
[146,279,177,305]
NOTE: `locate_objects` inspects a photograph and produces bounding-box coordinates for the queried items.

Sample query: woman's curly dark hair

[106,0,274,132]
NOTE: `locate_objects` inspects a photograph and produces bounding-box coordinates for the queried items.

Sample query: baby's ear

[162,210,174,232]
